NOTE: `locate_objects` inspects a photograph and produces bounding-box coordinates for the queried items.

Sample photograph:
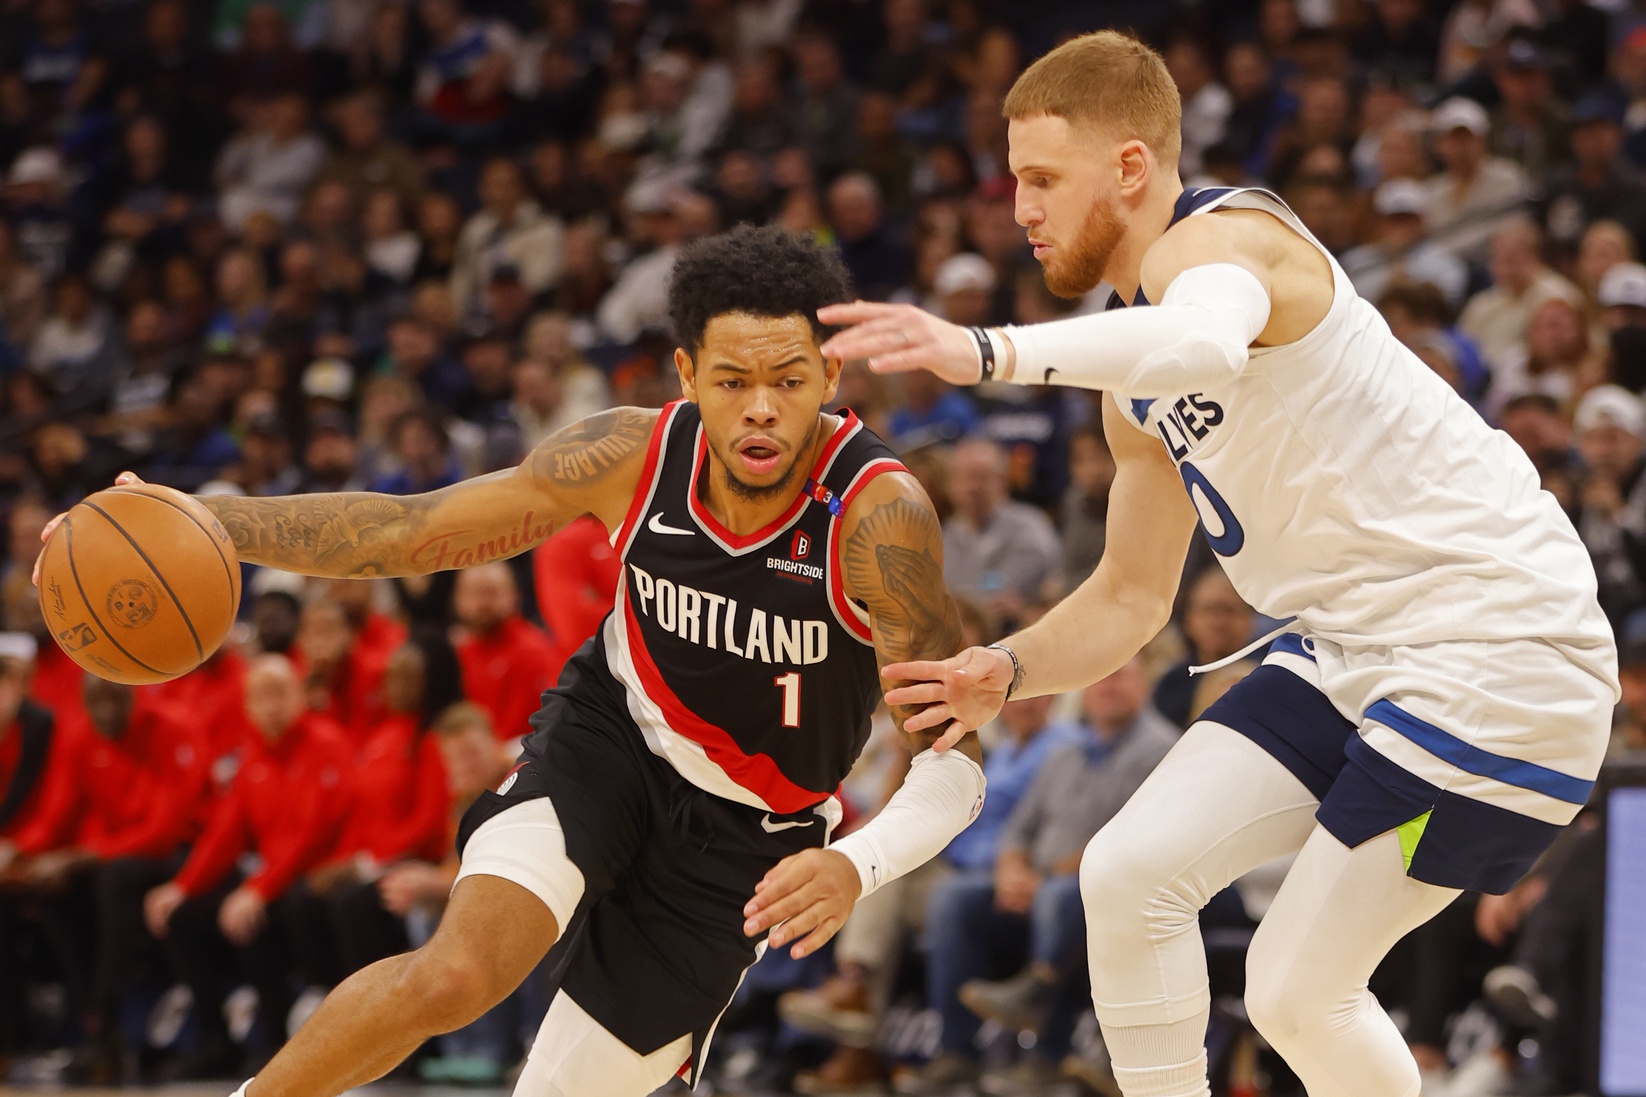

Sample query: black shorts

[455,650,830,1081]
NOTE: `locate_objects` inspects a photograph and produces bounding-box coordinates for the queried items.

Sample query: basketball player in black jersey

[40,226,988,1096]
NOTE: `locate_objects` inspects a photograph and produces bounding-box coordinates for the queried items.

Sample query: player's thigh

[1245,825,1459,1022]
[1081,719,1320,910]
[514,991,692,1097]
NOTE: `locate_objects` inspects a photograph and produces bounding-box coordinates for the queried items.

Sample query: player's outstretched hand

[882,645,1014,750]
[743,848,861,959]
[32,471,144,587]
[818,301,982,384]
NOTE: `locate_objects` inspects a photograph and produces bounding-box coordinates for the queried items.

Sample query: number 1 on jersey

[774,672,801,728]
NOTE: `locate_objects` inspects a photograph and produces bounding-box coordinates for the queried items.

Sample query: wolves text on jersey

[629,563,830,665]
[1154,394,1226,463]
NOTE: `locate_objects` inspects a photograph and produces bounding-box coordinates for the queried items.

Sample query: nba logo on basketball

[791,531,810,560]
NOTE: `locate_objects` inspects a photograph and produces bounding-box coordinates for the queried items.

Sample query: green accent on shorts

[1397,810,1433,872]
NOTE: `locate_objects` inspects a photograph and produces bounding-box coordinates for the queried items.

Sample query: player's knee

[1243,933,1317,1048]
[396,945,503,1032]
[1073,830,1191,948]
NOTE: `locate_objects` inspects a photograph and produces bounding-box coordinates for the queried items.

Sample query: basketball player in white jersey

[820,31,1618,1097]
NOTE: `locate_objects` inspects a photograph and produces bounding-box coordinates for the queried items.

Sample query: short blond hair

[1002,31,1182,167]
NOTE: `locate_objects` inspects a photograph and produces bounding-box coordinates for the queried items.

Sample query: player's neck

[1102,179,1184,304]
[700,413,835,536]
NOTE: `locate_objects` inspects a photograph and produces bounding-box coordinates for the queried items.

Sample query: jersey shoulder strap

[610,400,691,555]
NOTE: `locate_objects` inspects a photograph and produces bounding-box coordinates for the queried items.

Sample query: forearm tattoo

[203,408,655,578]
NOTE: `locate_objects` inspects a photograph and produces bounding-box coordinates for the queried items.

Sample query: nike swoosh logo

[760,813,815,833]
[647,513,695,536]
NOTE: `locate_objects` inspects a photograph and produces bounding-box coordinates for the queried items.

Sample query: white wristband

[829,747,986,899]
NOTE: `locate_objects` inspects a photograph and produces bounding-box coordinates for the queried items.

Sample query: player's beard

[721,418,820,504]
[1042,193,1126,299]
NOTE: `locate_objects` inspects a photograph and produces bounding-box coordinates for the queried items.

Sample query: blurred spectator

[942,438,1059,624]
[931,253,995,326]
[1575,219,1638,304]
[454,562,563,742]
[306,630,462,979]
[1152,568,1258,730]
[5,678,209,1083]
[0,218,45,350]
[1342,180,1468,309]
[142,655,352,1076]
[1165,36,1231,181]
[905,660,1175,1094]
[1487,35,1571,187]
[296,596,393,730]
[792,33,860,177]
[1061,425,1114,590]
[450,157,564,322]
[314,91,426,212]
[532,515,622,663]
[828,172,912,303]
[370,405,463,494]
[1571,385,1646,629]
[1542,94,1646,257]
[780,692,1082,1092]
[1458,218,1580,375]
[28,270,116,400]
[1423,97,1531,264]
[413,0,520,150]
[596,188,718,345]
[1598,261,1646,333]
[374,702,546,1084]
[1487,296,1603,420]
[888,372,980,451]
[213,92,326,232]
[0,633,51,1056]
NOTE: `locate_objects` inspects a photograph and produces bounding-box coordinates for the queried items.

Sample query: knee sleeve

[1079,830,1203,964]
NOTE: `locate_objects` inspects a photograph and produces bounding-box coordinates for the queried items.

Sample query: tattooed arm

[839,471,980,765]
[200,408,658,578]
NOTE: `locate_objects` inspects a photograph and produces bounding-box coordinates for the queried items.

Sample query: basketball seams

[60,516,169,678]
[80,500,205,663]
[109,486,240,607]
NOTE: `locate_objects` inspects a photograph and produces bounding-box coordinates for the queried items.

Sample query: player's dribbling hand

[743,848,861,959]
[817,301,983,385]
[31,471,145,587]
[881,646,1015,751]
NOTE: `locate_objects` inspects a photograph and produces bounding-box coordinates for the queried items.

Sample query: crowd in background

[6,0,1646,1093]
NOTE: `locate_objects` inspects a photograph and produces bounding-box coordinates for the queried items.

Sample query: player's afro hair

[668,224,855,355]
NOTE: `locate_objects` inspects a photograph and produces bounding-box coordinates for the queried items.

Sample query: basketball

[35,484,242,685]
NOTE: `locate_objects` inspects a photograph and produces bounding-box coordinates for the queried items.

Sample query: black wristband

[969,326,996,383]
[985,642,1025,701]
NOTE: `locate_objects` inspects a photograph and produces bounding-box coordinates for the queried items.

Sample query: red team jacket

[533,515,623,673]
[458,616,563,741]
[11,699,211,859]
[327,712,450,865]
[173,712,353,901]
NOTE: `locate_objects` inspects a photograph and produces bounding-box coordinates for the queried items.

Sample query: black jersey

[598,400,906,813]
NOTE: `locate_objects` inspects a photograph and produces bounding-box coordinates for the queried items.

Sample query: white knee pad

[514,992,692,1097]
[454,797,586,932]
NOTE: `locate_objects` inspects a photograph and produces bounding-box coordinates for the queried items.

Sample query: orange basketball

[36,484,242,685]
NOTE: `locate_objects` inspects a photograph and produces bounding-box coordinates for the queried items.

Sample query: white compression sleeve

[829,746,986,899]
[1001,263,1272,397]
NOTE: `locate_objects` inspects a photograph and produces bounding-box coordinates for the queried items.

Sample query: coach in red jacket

[144,655,354,1078]
[453,563,561,743]
[3,675,212,1082]
[306,629,462,978]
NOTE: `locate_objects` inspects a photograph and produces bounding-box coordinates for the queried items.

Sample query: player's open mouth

[737,440,782,475]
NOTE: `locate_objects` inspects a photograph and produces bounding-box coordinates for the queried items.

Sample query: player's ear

[1117,138,1151,197]
[674,346,699,402]
[820,352,843,405]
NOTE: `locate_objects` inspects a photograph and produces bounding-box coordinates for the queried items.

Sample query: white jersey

[1120,187,1618,818]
